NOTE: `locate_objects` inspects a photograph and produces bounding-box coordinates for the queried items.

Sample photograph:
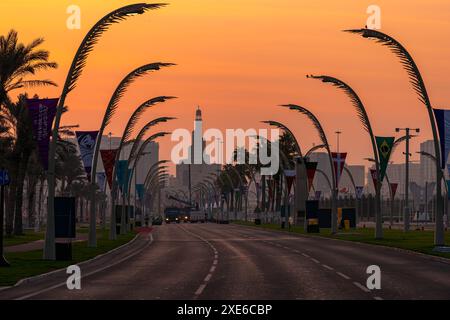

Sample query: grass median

[0,229,136,287]
[233,220,450,259]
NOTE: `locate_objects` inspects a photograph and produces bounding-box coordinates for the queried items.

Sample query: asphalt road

[2,223,450,300]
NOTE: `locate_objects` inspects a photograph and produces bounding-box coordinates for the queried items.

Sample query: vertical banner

[305,161,318,193]
[100,149,118,189]
[76,131,99,180]
[136,184,145,201]
[390,183,398,198]
[96,172,107,192]
[332,152,347,189]
[283,170,295,195]
[314,190,322,200]
[116,160,128,193]
[355,186,364,199]
[433,108,450,168]
[375,136,395,182]
[27,98,59,170]
[370,169,378,189]
[447,181,450,200]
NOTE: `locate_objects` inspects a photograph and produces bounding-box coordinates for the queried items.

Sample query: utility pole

[396,127,420,232]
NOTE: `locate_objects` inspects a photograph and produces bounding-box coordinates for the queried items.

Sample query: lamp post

[44,3,165,259]
[396,127,420,231]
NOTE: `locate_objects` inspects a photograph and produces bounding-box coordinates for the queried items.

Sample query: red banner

[390,183,398,198]
[284,170,295,195]
[306,161,318,192]
[332,152,347,188]
[100,149,118,188]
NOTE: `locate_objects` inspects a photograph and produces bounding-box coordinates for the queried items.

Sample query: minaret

[195,106,202,121]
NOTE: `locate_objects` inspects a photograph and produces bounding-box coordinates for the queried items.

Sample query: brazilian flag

[376,136,395,183]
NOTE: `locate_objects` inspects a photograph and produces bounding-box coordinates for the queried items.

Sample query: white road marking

[311,258,320,264]
[374,296,383,300]
[204,274,212,282]
[302,253,310,258]
[210,266,216,273]
[322,264,334,271]
[336,272,351,280]
[15,233,154,300]
[195,284,207,296]
[353,281,371,293]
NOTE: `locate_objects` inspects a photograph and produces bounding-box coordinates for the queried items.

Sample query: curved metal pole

[346,28,444,245]
[307,76,382,239]
[45,3,164,259]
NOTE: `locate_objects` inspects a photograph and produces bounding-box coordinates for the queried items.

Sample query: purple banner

[76,131,99,180]
[27,98,59,170]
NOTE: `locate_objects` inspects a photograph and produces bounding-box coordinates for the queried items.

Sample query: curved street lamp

[109,96,173,239]
[89,64,173,245]
[44,3,166,259]
[307,75,383,239]
[280,104,338,234]
[345,28,445,246]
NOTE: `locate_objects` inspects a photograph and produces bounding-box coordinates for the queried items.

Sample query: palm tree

[345,28,445,246]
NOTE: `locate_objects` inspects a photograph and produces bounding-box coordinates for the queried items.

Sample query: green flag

[376,136,395,183]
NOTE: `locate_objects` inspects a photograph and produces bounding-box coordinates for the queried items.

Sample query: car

[152,215,163,225]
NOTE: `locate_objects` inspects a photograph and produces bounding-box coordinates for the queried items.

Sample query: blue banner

[76,131,99,180]
[116,160,128,193]
[96,172,106,192]
[433,109,450,168]
[136,184,145,201]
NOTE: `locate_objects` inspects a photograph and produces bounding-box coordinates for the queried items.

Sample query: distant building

[420,140,436,184]
[175,107,221,196]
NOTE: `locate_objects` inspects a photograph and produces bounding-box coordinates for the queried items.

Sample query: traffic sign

[0,170,10,186]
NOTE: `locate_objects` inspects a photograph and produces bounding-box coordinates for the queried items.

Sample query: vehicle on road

[190,210,206,223]
[152,215,163,225]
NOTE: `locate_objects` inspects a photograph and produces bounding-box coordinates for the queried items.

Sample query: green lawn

[0,230,136,286]
[3,230,44,247]
[233,221,450,259]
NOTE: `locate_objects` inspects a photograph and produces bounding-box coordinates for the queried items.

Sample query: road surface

[2,223,450,300]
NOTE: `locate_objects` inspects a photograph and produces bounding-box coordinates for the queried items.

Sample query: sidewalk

[4,233,89,253]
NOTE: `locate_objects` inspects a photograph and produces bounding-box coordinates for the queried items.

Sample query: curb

[11,233,142,288]
[231,222,450,265]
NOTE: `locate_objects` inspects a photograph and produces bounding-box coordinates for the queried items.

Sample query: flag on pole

[96,172,106,192]
[27,98,59,170]
[376,136,395,182]
[355,186,364,199]
[370,169,378,189]
[433,108,450,168]
[390,183,398,198]
[332,152,347,188]
[100,149,118,188]
[76,131,99,180]
[305,161,318,192]
[116,160,128,193]
[284,170,295,195]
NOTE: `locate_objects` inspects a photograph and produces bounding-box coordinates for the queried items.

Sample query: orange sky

[1,0,450,174]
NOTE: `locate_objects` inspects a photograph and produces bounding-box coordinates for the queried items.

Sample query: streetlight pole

[335,130,342,153]
[396,127,420,232]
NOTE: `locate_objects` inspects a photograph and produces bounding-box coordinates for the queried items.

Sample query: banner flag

[100,149,118,188]
[376,136,395,182]
[305,161,318,193]
[355,186,364,199]
[314,190,322,200]
[76,131,99,180]
[433,108,450,168]
[447,164,450,177]
[96,172,106,192]
[116,160,128,193]
[27,98,58,170]
[331,153,347,188]
[136,184,145,201]
[370,169,378,189]
[284,170,296,195]
[447,181,450,200]
[390,183,398,198]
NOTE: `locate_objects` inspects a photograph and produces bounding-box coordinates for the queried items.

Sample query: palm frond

[308,75,373,135]
[281,104,329,149]
[64,3,167,94]
[121,96,176,143]
[305,144,326,158]
[102,62,174,129]
[344,29,430,107]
